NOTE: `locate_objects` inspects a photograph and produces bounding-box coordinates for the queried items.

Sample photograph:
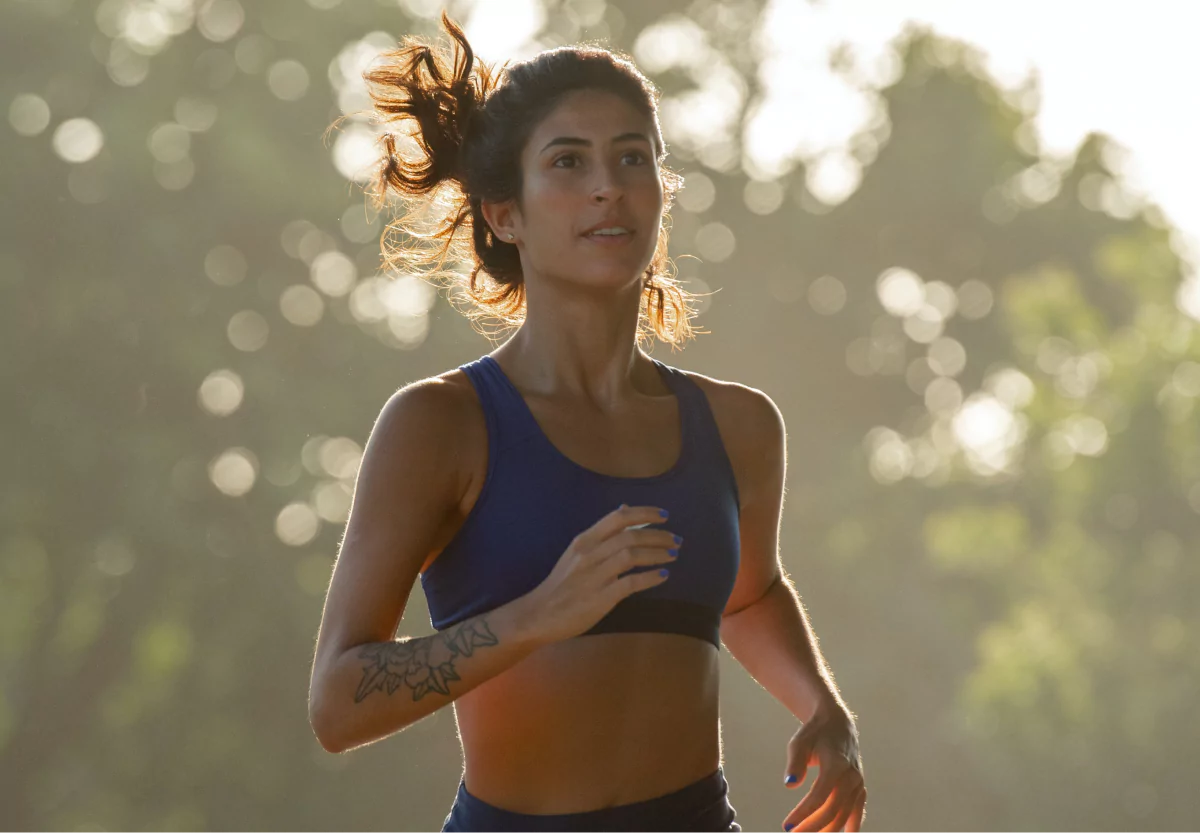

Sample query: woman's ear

[480,198,520,243]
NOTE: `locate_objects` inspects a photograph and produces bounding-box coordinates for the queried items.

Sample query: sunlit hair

[349,11,704,348]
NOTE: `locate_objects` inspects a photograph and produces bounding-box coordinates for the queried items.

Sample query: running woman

[308,12,866,832]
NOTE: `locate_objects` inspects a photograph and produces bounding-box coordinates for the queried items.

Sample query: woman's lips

[582,229,635,247]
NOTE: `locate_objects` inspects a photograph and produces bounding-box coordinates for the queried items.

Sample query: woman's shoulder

[385,366,482,427]
[374,366,489,513]
[669,365,782,437]
[669,366,786,508]
[377,366,488,469]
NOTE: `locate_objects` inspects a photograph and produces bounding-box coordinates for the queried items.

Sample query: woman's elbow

[309,682,347,754]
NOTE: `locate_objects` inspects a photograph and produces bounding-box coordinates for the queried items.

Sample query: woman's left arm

[717,385,867,832]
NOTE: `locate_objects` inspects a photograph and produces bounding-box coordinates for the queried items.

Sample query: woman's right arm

[307,379,548,754]
[308,378,681,754]
[310,600,548,754]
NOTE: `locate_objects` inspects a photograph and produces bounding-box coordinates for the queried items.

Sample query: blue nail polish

[659,508,669,518]
[785,824,795,831]
[785,774,798,785]
[673,534,683,544]
[668,548,679,558]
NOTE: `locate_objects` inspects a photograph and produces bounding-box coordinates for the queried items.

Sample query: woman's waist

[455,678,721,764]
[452,640,721,813]
[457,630,720,717]
[459,721,722,814]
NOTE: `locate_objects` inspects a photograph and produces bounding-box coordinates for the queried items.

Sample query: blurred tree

[1,0,1195,830]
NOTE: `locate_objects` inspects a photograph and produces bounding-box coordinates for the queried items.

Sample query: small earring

[507,233,515,240]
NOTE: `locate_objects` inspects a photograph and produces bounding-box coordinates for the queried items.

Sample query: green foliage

[2,0,1197,829]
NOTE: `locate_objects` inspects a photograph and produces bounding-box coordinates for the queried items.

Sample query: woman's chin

[549,254,655,289]
[580,267,650,289]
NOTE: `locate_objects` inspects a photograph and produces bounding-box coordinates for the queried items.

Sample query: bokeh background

[4,0,1200,830]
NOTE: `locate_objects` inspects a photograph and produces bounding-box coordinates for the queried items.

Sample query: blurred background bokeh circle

[3,0,1198,829]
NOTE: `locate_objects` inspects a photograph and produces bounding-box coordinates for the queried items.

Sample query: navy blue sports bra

[419,354,741,649]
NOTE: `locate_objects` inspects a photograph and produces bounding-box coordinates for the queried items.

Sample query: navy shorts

[440,766,740,831]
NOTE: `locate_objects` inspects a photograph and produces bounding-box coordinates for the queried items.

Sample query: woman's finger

[821,785,863,832]
[845,786,868,833]
[793,774,855,832]
[783,770,837,831]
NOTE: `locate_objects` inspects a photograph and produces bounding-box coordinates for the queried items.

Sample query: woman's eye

[553,151,649,168]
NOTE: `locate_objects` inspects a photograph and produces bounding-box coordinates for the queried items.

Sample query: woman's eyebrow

[539,132,651,154]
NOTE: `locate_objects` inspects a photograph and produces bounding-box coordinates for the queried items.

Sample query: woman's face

[501,88,664,290]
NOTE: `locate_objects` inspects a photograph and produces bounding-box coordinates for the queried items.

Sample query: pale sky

[459,0,1200,292]
[759,0,1200,265]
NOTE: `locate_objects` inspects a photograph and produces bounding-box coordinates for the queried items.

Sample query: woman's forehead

[528,90,652,145]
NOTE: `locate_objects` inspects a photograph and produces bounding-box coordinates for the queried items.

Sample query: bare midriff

[452,631,722,814]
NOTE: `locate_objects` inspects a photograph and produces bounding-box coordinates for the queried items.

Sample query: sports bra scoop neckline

[478,353,690,483]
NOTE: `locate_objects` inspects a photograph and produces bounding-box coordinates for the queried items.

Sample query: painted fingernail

[784,824,795,831]
[673,534,683,544]
[785,774,798,785]
[659,508,669,518]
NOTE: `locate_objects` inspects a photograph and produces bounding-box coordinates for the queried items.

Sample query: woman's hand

[781,705,867,832]
[518,504,678,645]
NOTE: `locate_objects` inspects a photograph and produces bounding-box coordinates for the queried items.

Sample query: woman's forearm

[309,595,546,753]
[720,574,847,724]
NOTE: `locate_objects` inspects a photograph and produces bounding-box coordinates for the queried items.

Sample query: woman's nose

[591,176,621,202]
[590,162,625,201]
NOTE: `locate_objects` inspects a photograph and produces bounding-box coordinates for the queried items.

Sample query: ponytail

[363,12,496,196]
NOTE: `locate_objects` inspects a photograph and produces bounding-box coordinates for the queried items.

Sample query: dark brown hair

[355,11,704,347]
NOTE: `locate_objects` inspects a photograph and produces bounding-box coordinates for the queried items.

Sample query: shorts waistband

[443,766,736,832]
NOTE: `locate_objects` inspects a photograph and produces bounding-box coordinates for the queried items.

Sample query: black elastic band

[580,596,721,648]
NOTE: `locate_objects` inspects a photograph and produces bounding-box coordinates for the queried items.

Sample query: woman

[308,12,866,832]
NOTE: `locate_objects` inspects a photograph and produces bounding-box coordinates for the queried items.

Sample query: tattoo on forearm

[353,617,500,703]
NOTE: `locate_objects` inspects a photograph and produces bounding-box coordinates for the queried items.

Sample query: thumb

[784,727,815,788]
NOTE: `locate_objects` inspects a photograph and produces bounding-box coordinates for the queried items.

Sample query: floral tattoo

[353,617,499,702]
